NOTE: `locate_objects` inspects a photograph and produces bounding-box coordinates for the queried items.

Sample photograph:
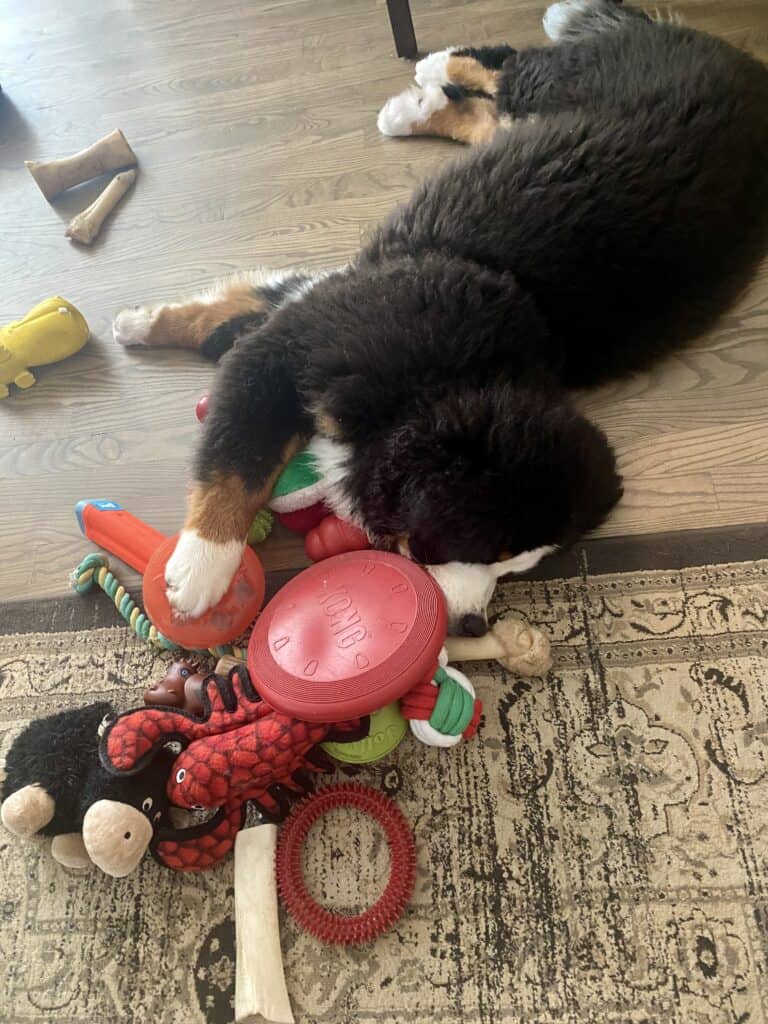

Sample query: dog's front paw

[377,85,448,137]
[164,530,244,618]
[113,306,162,347]
[414,47,458,88]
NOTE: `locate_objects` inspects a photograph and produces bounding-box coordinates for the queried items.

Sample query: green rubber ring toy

[322,701,408,764]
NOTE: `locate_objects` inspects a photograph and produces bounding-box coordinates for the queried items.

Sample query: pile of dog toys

[1,436,553,1024]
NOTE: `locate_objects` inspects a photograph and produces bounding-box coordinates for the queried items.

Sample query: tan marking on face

[445,55,500,95]
[412,96,500,145]
[145,282,268,348]
[186,436,303,543]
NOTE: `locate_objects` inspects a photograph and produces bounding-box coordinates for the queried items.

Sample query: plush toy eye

[192,804,206,811]
[142,797,153,812]
[180,668,190,678]
[175,768,186,784]
[153,811,162,824]
[97,712,116,737]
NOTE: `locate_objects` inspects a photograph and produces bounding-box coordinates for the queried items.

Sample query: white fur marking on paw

[414,47,458,88]
[543,0,594,41]
[112,306,160,347]
[164,529,244,618]
[377,85,448,137]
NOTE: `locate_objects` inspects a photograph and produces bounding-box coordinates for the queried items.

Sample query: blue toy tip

[74,498,123,535]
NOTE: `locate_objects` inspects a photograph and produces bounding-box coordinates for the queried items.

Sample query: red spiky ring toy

[276,783,416,945]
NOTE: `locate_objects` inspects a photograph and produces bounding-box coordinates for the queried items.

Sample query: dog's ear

[565,413,624,538]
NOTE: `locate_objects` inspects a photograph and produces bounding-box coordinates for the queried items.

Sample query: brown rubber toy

[144,659,206,717]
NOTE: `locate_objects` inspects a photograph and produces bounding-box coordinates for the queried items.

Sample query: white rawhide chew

[26,128,138,202]
[444,617,552,677]
[66,169,137,245]
[409,665,476,748]
[234,825,295,1024]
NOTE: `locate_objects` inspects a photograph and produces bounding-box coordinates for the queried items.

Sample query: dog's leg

[165,329,309,617]
[415,46,514,94]
[378,89,499,143]
[112,268,322,359]
[166,454,299,619]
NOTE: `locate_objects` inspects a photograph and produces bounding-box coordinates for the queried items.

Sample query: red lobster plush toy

[100,666,365,871]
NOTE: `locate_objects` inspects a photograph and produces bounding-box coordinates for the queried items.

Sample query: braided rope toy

[71,553,247,660]
[400,661,482,747]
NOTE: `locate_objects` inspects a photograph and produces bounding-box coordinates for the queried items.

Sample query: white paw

[112,306,159,347]
[164,529,244,618]
[414,47,458,88]
[377,84,448,137]
[542,0,591,41]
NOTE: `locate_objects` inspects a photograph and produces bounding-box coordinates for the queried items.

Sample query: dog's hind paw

[414,47,458,88]
[113,306,160,347]
[377,85,448,137]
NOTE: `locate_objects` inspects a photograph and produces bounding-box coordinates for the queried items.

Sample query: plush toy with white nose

[1,702,174,876]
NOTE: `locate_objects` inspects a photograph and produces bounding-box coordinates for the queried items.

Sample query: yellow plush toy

[0,297,89,398]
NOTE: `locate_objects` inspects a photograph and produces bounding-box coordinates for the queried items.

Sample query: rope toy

[400,664,482,747]
[71,553,247,660]
[247,508,274,545]
[276,783,416,945]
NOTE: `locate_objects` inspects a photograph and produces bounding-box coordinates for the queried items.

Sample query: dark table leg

[386,0,418,59]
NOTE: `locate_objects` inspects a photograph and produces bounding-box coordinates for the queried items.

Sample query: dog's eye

[180,668,189,678]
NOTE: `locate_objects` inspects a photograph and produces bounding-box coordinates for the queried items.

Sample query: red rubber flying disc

[248,550,446,722]
[143,534,265,648]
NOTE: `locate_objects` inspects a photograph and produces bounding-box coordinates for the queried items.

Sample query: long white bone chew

[26,129,138,202]
[234,824,295,1024]
[66,169,137,245]
[444,616,552,676]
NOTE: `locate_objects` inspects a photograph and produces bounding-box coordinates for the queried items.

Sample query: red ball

[276,502,330,534]
[195,394,210,422]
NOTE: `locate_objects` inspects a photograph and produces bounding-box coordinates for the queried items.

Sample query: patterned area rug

[2,551,768,1023]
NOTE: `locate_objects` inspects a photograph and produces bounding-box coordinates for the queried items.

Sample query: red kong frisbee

[248,550,447,722]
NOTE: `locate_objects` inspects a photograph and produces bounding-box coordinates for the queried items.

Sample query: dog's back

[366,14,768,386]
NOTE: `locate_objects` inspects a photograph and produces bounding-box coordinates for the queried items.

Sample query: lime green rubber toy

[322,702,408,764]
[0,296,89,398]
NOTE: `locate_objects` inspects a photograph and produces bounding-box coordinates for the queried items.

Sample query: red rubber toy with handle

[75,499,265,648]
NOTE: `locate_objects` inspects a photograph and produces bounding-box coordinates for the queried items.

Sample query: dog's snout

[459,613,488,637]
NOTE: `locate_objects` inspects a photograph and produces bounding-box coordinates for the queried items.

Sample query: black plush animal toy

[1,702,173,876]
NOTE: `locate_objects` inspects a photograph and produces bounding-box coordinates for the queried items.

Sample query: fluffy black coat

[200,5,768,565]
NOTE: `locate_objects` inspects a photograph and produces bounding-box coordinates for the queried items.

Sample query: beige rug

[2,556,768,1023]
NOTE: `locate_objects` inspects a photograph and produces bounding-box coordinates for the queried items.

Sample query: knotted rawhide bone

[444,616,552,677]
[26,129,138,202]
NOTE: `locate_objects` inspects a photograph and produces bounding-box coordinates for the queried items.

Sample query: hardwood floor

[1,0,766,601]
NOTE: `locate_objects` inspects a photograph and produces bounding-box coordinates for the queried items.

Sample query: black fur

[2,703,173,836]
[198,6,768,566]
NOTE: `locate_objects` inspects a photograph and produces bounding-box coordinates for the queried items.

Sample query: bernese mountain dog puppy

[114,0,768,634]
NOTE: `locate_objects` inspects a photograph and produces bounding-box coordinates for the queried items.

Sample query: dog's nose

[459,613,488,637]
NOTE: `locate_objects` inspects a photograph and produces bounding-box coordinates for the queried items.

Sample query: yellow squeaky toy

[0,297,89,398]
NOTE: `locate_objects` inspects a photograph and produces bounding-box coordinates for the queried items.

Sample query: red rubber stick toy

[75,499,264,648]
